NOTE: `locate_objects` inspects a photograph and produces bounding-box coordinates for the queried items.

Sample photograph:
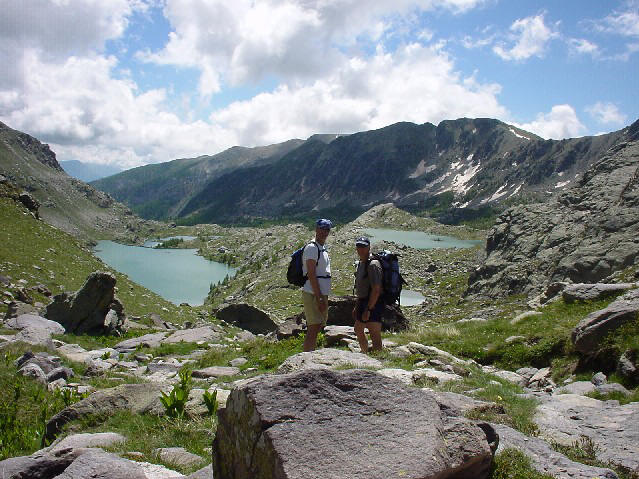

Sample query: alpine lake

[94,229,481,308]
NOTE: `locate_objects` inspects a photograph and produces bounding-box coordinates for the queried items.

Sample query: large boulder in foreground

[45,271,126,334]
[213,368,497,479]
[466,121,639,299]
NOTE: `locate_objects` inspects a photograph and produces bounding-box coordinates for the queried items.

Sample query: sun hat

[316,218,333,230]
[355,236,370,247]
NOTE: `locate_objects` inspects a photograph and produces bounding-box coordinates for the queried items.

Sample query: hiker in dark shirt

[352,236,383,353]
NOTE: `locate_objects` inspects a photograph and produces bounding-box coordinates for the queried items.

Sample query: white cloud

[493,13,559,61]
[595,3,639,37]
[516,105,586,139]
[210,43,507,147]
[586,102,628,125]
[568,38,599,56]
[141,0,488,97]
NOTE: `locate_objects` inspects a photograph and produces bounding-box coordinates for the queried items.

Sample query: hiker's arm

[367,283,382,310]
[306,258,327,312]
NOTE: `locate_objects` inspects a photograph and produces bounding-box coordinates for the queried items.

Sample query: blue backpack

[367,250,407,305]
[287,241,320,287]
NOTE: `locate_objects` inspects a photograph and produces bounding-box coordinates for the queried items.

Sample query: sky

[1,0,638,169]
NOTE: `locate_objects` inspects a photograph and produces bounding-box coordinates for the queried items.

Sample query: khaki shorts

[302,291,328,326]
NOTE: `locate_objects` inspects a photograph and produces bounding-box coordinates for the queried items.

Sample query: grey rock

[13,326,56,347]
[596,383,631,396]
[15,351,61,373]
[47,432,126,453]
[186,464,213,479]
[4,300,38,319]
[114,332,168,351]
[164,326,222,344]
[192,366,240,379]
[153,447,204,469]
[554,381,596,396]
[45,383,165,442]
[323,325,357,346]
[617,349,639,380]
[213,368,497,479]
[510,310,542,325]
[229,357,247,367]
[572,289,639,354]
[216,303,277,334]
[466,127,639,298]
[515,367,539,381]
[46,367,75,383]
[7,314,66,334]
[563,283,636,303]
[277,348,383,374]
[52,448,147,479]
[494,423,618,479]
[534,393,639,472]
[18,191,39,214]
[19,362,47,384]
[0,448,84,479]
[591,371,607,386]
[45,271,126,334]
[407,342,471,365]
[275,314,305,339]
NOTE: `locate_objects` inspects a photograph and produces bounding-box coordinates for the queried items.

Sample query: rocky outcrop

[276,348,383,373]
[216,303,277,334]
[213,368,497,479]
[466,120,639,298]
[45,383,165,442]
[562,283,636,303]
[534,393,639,473]
[45,271,126,334]
[571,288,639,354]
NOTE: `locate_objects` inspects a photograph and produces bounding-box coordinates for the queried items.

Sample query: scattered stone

[275,314,305,339]
[229,357,247,367]
[113,332,168,351]
[277,348,383,374]
[164,326,222,344]
[494,423,618,479]
[572,289,639,354]
[504,335,525,344]
[323,325,357,346]
[153,447,204,469]
[7,313,66,335]
[192,366,240,379]
[213,368,497,479]
[591,371,607,386]
[47,432,126,453]
[563,283,636,303]
[617,349,639,380]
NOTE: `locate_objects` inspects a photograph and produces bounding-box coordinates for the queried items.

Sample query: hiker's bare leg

[354,320,369,353]
[369,322,383,351]
[303,323,324,352]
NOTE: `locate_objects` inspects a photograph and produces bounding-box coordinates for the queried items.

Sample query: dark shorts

[356,297,384,323]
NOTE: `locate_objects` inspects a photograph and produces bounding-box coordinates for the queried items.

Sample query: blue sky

[1,0,637,168]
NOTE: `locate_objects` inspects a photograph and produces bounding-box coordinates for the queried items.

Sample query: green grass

[488,449,554,479]
[0,197,197,325]
[552,436,639,479]
[77,412,213,475]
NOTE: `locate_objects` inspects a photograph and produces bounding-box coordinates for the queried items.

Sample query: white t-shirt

[302,240,331,295]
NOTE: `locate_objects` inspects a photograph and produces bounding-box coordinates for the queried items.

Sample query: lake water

[400,289,426,306]
[364,228,482,249]
[94,240,235,306]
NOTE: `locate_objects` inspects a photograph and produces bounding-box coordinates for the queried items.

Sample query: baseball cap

[355,236,370,247]
[316,218,333,230]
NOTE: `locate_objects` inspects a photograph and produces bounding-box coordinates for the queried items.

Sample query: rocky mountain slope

[466,119,639,299]
[92,117,631,224]
[91,138,310,220]
[0,121,156,241]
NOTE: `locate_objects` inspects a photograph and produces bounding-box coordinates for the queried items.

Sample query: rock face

[562,283,636,303]
[216,303,277,334]
[466,120,639,298]
[213,368,497,479]
[571,288,639,354]
[45,271,126,334]
[534,393,639,473]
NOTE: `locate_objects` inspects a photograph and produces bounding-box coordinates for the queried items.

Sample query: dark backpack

[287,241,320,287]
[367,250,407,305]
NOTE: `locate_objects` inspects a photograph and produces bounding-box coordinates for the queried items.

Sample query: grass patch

[552,436,639,479]
[488,448,554,479]
[77,411,213,475]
